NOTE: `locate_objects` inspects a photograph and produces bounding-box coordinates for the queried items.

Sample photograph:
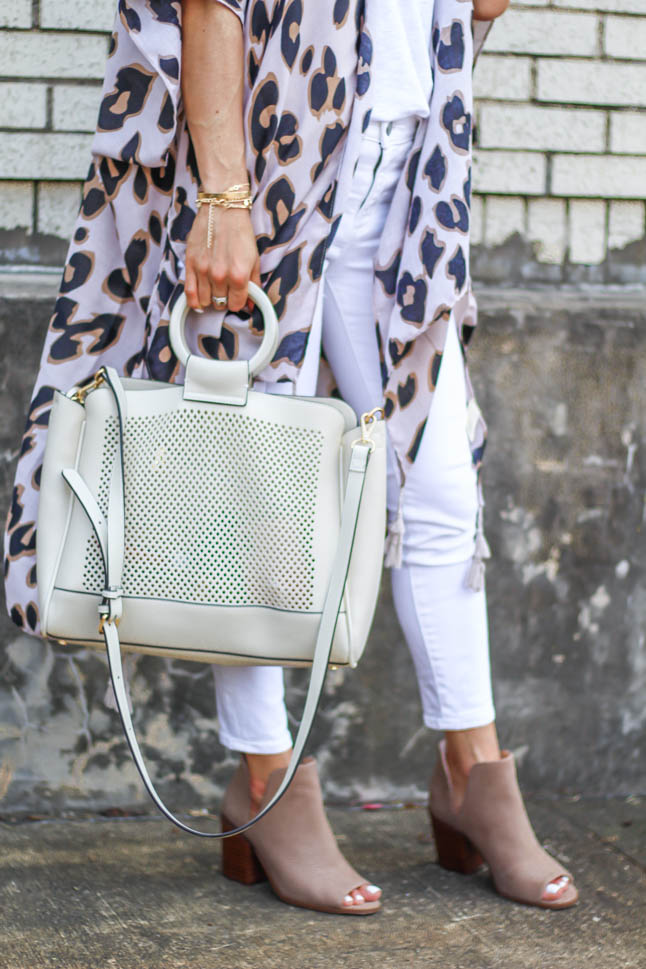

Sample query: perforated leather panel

[82,409,324,609]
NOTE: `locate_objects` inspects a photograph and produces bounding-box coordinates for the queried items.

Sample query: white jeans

[214,118,495,751]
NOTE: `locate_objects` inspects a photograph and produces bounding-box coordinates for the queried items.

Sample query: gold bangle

[196,185,253,248]
[199,182,250,194]
[197,185,252,204]
[196,197,253,208]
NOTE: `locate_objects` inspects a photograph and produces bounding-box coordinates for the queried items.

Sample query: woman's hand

[184,205,261,314]
[473,0,510,20]
[182,0,258,312]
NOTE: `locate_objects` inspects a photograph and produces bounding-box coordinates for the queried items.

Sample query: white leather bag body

[35,283,386,837]
[38,286,386,669]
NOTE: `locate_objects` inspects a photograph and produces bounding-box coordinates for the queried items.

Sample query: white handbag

[37,283,387,836]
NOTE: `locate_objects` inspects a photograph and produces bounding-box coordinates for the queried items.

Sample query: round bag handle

[169,282,280,376]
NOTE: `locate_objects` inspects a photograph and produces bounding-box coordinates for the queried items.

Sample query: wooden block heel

[220,814,267,885]
[430,811,484,875]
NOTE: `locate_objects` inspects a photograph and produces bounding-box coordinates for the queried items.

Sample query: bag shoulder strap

[65,367,373,839]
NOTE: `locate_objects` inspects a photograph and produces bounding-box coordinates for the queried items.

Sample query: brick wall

[473,1,646,279]
[0,1,645,275]
[0,0,113,260]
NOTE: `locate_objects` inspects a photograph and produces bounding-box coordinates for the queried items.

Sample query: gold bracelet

[198,182,250,195]
[196,185,253,248]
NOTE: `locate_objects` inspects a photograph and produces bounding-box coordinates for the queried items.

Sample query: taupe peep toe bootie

[221,757,381,915]
[429,741,578,909]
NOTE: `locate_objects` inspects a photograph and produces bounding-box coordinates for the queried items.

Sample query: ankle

[440,726,501,811]
[244,749,292,790]
[445,745,498,785]
[444,748,471,789]
[248,773,266,810]
[243,750,292,815]
[443,725,501,781]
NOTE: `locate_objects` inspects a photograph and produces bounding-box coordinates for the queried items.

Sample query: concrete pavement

[1,795,644,969]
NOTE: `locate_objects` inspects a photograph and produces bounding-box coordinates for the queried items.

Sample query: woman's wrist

[199,179,249,194]
[198,163,249,195]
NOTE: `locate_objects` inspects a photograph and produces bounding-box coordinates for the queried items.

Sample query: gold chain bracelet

[196,184,253,249]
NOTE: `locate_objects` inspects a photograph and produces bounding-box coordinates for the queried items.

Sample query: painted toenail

[354,893,365,903]
[366,885,380,894]
[344,895,354,904]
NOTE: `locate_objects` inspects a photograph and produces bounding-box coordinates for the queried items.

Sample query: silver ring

[212,296,227,308]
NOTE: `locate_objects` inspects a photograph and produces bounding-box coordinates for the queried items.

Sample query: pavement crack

[547,800,646,876]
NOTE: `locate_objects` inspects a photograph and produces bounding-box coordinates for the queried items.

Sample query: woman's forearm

[181,1,260,315]
[473,0,510,21]
[181,0,247,191]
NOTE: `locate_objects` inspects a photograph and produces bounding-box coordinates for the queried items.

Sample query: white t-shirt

[369,0,434,122]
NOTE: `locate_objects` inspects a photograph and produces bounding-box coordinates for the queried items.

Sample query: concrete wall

[1,2,645,278]
[1,0,645,814]
[1,276,645,816]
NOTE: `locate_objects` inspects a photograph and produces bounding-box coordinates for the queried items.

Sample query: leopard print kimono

[4,0,490,635]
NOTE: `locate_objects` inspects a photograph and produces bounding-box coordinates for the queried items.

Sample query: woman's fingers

[222,213,257,312]
[184,265,200,310]
[247,258,262,312]
[251,259,261,286]
[227,265,250,313]
[209,261,228,310]
[196,260,213,308]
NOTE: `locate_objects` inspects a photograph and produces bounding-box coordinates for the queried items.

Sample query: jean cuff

[423,704,496,732]
[218,727,293,755]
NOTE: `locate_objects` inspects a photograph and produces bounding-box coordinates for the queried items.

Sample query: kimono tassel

[466,479,491,592]
[384,490,405,569]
